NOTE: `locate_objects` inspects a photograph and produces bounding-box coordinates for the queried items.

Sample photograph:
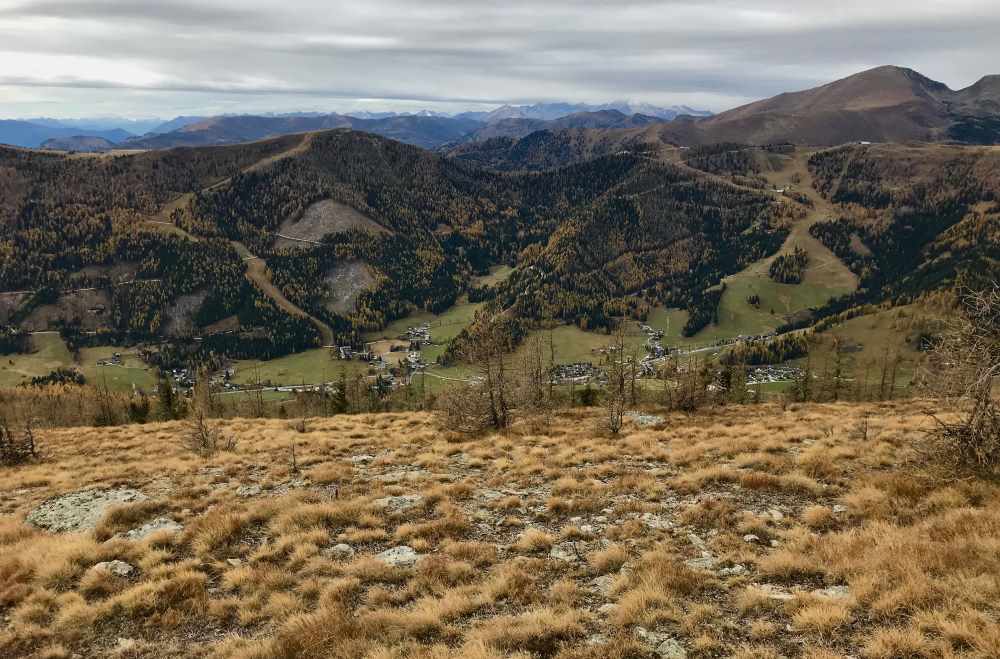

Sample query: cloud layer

[1,0,998,117]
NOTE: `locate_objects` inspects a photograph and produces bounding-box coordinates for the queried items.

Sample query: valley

[0,125,970,397]
[2,45,1000,659]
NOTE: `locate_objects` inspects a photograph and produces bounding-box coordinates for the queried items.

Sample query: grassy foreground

[2,401,998,657]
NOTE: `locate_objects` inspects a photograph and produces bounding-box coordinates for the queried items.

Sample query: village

[146,317,801,401]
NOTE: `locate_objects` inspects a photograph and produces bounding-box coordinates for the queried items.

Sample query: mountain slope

[0,128,784,354]
[661,66,1000,146]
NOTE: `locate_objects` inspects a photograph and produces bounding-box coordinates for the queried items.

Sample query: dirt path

[238,242,335,347]
[143,132,336,347]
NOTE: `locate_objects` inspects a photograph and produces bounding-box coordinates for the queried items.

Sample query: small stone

[718,564,748,577]
[814,585,851,599]
[769,539,781,547]
[590,574,617,596]
[687,533,707,551]
[122,517,183,541]
[596,603,618,616]
[350,454,375,464]
[832,504,848,514]
[92,560,135,578]
[684,555,717,570]
[768,509,784,521]
[758,583,794,601]
[579,524,596,535]
[237,484,262,498]
[654,638,687,659]
[641,512,673,530]
[373,494,424,513]
[743,534,760,543]
[376,545,421,568]
[549,543,579,562]
[323,543,355,560]
[634,627,687,659]
[226,558,242,567]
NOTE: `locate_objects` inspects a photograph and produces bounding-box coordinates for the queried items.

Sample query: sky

[1,0,999,119]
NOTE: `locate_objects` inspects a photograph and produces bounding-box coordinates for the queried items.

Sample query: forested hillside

[807,144,1000,306]
[6,125,1000,371]
[0,129,785,358]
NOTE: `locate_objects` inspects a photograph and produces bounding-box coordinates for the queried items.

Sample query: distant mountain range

[457,101,711,123]
[7,67,1000,153]
[0,101,709,151]
[118,109,677,151]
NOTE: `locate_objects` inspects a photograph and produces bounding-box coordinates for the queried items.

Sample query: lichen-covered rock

[236,484,262,498]
[322,543,355,560]
[376,545,421,567]
[373,494,423,513]
[121,517,183,541]
[549,543,580,562]
[91,560,136,578]
[635,627,687,659]
[26,488,147,534]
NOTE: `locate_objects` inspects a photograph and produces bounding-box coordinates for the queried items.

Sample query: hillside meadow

[2,401,999,658]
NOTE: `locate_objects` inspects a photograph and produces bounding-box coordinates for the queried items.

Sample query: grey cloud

[0,0,998,117]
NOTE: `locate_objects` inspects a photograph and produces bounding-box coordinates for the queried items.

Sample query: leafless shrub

[438,316,514,433]
[923,285,1000,474]
[184,409,237,456]
[437,381,494,434]
[0,416,38,466]
[603,323,628,434]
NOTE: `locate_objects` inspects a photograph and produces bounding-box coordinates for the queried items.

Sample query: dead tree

[0,416,38,466]
[604,322,628,434]
[440,316,515,433]
[923,285,1000,474]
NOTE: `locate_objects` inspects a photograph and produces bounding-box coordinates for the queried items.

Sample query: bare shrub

[0,416,37,466]
[603,322,629,434]
[438,317,515,433]
[437,383,494,434]
[184,409,236,456]
[923,285,1000,474]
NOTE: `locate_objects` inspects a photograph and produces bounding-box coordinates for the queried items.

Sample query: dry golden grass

[0,401,998,657]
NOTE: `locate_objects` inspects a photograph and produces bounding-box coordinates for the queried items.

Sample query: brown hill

[668,66,1000,146]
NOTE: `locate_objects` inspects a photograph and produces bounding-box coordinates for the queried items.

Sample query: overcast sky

[1,0,999,119]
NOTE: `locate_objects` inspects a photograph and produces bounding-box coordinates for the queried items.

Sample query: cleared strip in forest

[141,132,337,348]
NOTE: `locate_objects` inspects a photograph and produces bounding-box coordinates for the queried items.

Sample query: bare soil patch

[276,199,389,250]
[322,260,377,315]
